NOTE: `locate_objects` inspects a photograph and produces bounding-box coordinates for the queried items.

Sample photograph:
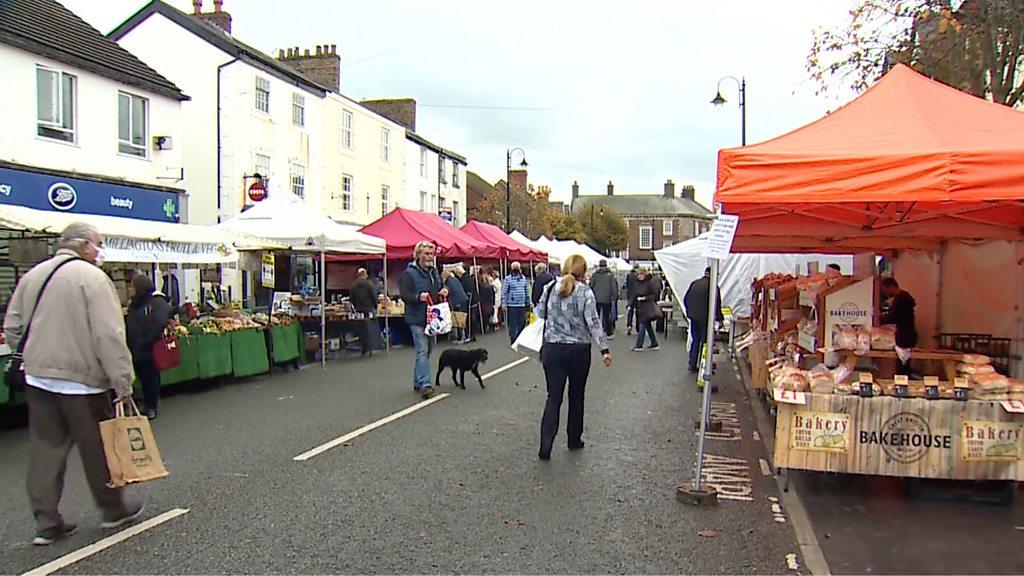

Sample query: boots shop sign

[0,165,180,222]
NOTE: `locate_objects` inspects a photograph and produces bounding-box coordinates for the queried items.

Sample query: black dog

[435,348,489,390]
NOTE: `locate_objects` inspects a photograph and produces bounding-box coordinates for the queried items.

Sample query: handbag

[424,296,453,337]
[513,281,554,362]
[4,256,80,391]
[638,297,662,323]
[152,331,181,372]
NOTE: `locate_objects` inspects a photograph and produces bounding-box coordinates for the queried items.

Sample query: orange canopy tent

[715,64,1024,253]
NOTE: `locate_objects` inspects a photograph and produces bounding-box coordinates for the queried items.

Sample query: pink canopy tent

[460,221,547,261]
[328,208,500,261]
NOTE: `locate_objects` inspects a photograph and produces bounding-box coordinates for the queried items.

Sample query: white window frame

[639,225,653,250]
[254,153,271,181]
[420,191,428,211]
[341,109,353,149]
[452,200,460,226]
[117,91,149,158]
[663,219,673,236]
[36,66,76,142]
[439,158,447,184]
[662,240,673,249]
[381,184,390,216]
[255,76,271,113]
[290,163,305,198]
[292,93,305,127]
[452,163,460,188]
[341,174,353,212]
[419,147,428,178]
[380,128,391,163]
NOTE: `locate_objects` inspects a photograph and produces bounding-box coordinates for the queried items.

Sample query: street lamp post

[711,76,746,146]
[506,147,528,233]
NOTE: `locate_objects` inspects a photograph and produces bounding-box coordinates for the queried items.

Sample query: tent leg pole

[383,254,390,356]
[321,248,326,370]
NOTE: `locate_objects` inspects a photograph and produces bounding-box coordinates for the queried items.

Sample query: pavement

[0,326,805,575]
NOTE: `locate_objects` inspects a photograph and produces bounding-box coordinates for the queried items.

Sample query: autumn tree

[808,0,1024,107]
[577,200,628,253]
[548,211,587,242]
[469,183,552,238]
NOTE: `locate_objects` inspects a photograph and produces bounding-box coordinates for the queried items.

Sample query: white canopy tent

[217,193,387,368]
[654,233,852,319]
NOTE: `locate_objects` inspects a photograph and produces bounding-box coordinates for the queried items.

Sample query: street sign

[701,214,739,260]
[248,181,267,202]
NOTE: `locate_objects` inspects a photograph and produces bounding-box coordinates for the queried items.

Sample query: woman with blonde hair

[535,253,612,460]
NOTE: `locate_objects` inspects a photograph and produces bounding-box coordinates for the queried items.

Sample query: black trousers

[134,360,160,411]
[540,342,592,452]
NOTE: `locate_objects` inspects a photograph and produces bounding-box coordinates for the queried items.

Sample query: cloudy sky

[64,0,857,208]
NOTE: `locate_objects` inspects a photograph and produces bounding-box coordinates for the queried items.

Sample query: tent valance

[353,208,499,260]
[715,64,1024,253]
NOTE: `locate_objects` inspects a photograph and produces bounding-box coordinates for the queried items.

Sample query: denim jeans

[507,306,526,344]
[688,321,707,372]
[635,320,659,349]
[409,324,433,390]
[626,305,638,331]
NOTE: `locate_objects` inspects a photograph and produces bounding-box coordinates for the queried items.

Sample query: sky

[62,0,857,209]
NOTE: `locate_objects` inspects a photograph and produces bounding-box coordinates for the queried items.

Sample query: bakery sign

[859,412,953,464]
[790,410,850,453]
[961,420,1024,462]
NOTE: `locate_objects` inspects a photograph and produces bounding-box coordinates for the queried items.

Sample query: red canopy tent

[460,220,547,261]
[715,64,1024,253]
[335,207,500,261]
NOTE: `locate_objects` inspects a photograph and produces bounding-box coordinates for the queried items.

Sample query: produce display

[187,310,262,335]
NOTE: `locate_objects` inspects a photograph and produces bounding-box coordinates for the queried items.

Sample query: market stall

[217,193,387,367]
[715,64,1024,483]
[460,221,546,262]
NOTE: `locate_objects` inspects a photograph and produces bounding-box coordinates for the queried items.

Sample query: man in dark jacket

[683,267,724,374]
[880,277,917,375]
[125,274,172,419]
[624,265,639,336]
[444,266,470,343]
[590,260,619,337]
[349,268,378,357]
[532,263,554,306]
[400,242,448,398]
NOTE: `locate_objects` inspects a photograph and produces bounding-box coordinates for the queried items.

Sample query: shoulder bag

[4,257,80,391]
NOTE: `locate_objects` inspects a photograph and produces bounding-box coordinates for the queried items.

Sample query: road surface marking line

[759,458,772,476]
[294,393,450,461]
[22,508,189,576]
[481,356,530,379]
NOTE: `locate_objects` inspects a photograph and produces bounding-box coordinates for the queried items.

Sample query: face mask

[88,242,106,267]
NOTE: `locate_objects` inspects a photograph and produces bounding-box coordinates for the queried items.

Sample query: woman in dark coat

[461,267,481,341]
[125,274,172,420]
[349,268,379,357]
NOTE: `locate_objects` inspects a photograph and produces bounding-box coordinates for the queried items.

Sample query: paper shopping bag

[100,399,169,488]
[451,311,468,329]
[425,301,453,336]
[512,318,545,362]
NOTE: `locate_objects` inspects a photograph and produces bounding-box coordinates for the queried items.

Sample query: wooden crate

[748,340,770,390]
[774,393,1024,480]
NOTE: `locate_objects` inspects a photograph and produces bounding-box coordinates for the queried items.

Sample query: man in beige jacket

[4,222,143,545]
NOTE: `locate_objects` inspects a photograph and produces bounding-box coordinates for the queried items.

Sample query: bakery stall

[716,64,1024,484]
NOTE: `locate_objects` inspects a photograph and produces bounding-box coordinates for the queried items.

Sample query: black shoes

[145,409,157,420]
[33,522,77,546]
[568,441,586,451]
[420,386,437,399]
[101,502,145,529]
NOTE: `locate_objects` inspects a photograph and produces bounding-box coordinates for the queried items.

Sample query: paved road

[0,327,803,574]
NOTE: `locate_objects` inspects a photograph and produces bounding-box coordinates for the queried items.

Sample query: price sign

[858,373,875,397]
[954,377,970,402]
[772,387,808,405]
[925,376,940,399]
[261,252,275,288]
[1000,400,1024,414]
[701,213,739,260]
[894,375,909,398]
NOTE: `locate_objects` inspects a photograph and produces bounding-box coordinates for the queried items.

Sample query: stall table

[197,333,232,379]
[270,323,303,364]
[774,392,1024,480]
[822,348,964,382]
[160,335,199,387]
[231,328,270,377]
[297,316,385,355]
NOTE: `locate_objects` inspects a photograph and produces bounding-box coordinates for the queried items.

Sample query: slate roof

[109,0,326,97]
[407,131,467,165]
[0,0,187,100]
[466,171,497,207]
[570,194,711,217]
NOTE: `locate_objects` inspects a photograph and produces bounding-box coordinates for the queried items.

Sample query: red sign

[248,181,267,202]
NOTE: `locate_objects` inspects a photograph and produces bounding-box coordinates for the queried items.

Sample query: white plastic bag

[425,301,453,336]
[512,318,545,362]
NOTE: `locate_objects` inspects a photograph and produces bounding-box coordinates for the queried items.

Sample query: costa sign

[248,181,267,202]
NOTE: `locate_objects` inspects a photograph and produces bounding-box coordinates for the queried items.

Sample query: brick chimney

[192,0,232,34]
[571,181,579,199]
[681,185,696,201]
[360,98,416,131]
[664,179,675,198]
[606,181,614,196]
[509,169,528,196]
[276,44,341,91]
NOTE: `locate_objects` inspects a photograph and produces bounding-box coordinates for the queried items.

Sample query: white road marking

[753,430,761,442]
[294,393,450,461]
[700,453,753,501]
[22,508,189,576]
[759,458,772,476]
[706,402,742,442]
[481,356,530,379]
[295,357,531,461]
[786,553,801,571]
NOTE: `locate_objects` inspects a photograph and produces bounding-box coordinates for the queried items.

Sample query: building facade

[570,179,711,264]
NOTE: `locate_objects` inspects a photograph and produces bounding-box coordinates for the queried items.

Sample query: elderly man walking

[4,223,143,546]
[501,261,530,344]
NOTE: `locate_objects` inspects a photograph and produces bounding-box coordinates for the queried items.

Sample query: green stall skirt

[197,333,233,379]
[231,328,269,378]
[161,335,200,386]
[271,324,301,364]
